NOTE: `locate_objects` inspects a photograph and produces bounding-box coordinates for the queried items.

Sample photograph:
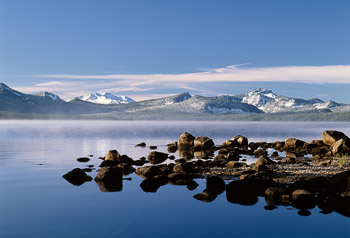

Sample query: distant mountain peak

[250,88,273,94]
[76,92,135,104]
[35,92,63,102]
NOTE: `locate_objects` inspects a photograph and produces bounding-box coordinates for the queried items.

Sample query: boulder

[256,156,275,166]
[226,161,245,168]
[254,149,268,158]
[285,138,306,149]
[135,142,146,147]
[178,132,195,147]
[221,135,248,148]
[193,191,217,202]
[231,135,248,147]
[62,168,92,186]
[332,138,350,155]
[76,157,90,163]
[140,177,167,193]
[167,142,177,153]
[226,151,239,161]
[265,187,285,201]
[326,170,350,194]
[94,167,123,192]
[194,136,214,150]
[105,150,121,162]
[99,160,118,167]
[206,176,225,194]
[322,130,349,146]
[116,163,136,175]
[135,166,163,179]
[147,151,168,164]
[291,189,316,209]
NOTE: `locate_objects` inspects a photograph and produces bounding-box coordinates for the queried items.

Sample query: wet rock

[83,168,93,172]
[135,142,146,147]
[173,164,184,173]
[94,167,123,192]
[310,140,325,147]
[326,170,350,194]
[249,142,260,150]
[167,142,177,153]
[322,130,349,146]
[331,138,350,156]
[168,173,194,181]
[62,168,92,186]
[76,157,90,163]
[256,156,275,166]
[148,151,168,164]
[133,159,147,166]
[253,164,268,172]
[298,210,311,216]
[281,157,296,164]
[178,132,195,147]
[105,150,121,162]
[265,187,285,201]
[292,189,316,210]
[194,136,214,150]
[119,154,135,164]
[226,161,245,168]
[99,160,119,167]
[271,151,279,158]
[116,163,136,175]
[254,149,268,158]
[187,180,199,190]
[226,179,259,205]
[206,176,225,194]
[135,166,163,179]
[273,141,285,151]
[140,177,167,192]
[227,151,239,161]
[285,138,306,149]
[193,191,217,202]
[178,148,194,160]
[149,146,157,150]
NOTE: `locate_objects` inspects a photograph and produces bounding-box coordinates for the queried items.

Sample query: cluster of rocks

[62,130,350,216]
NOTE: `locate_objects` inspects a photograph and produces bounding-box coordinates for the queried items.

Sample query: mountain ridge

[0,83,348,117]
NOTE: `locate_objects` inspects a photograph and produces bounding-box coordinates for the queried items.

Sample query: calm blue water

[0,121,349,238]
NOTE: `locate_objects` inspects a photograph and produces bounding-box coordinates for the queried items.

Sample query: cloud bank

[14,64,350,101]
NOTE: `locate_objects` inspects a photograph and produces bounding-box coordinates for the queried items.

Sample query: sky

[0,0,349,102]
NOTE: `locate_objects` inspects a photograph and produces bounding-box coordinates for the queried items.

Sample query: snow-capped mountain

[76,92,135,104]
[239,88,342,113]
[35,92,64,102]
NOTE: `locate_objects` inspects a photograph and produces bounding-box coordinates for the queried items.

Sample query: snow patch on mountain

[76,92,135,104]
[35,92,63,102]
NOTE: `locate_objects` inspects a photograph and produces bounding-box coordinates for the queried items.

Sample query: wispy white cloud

[13,64,350,101]
[35,65,350,84]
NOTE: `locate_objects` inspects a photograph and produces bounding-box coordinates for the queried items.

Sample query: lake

[0,120,349,238]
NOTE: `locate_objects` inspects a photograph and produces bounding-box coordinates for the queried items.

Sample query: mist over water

[0,120,349,238]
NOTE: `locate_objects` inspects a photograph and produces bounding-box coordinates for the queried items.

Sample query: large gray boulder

[322,130,349,146]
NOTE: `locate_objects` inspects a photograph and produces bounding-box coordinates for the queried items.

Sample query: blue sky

[0,0,349,102]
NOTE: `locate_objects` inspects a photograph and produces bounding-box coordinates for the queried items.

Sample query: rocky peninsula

[63,130,350,217]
